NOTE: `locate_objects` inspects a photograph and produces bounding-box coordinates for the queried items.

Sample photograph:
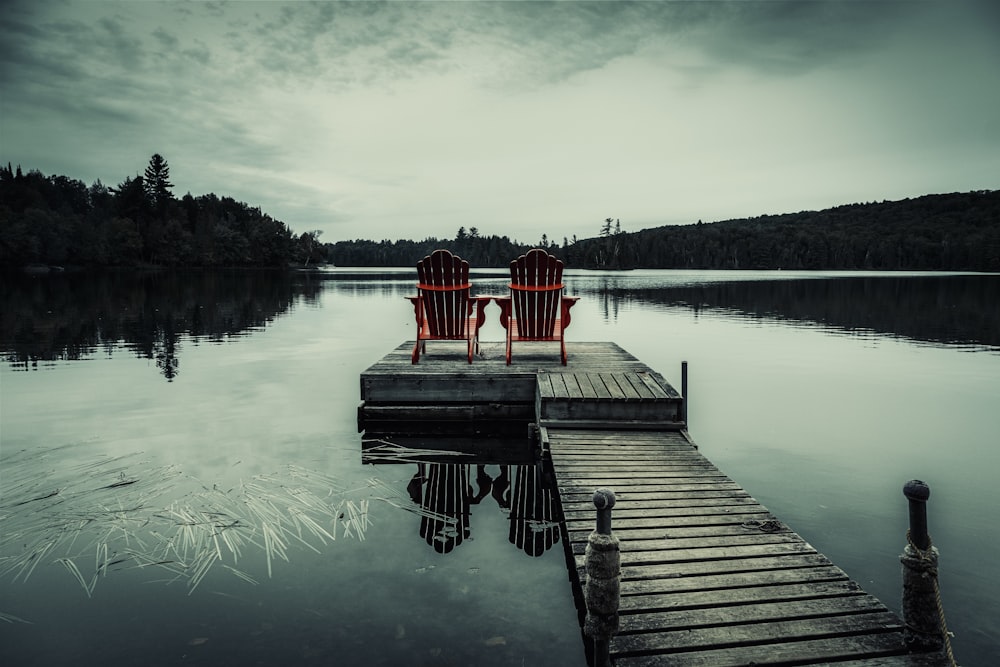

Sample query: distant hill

[4,159,996,272]
[563,191,1000,271]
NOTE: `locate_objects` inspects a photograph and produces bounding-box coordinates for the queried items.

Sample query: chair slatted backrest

[417,249,471,337]
[510,249,564,338]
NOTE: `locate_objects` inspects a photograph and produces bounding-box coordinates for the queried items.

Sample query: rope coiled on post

[906,530,958,667]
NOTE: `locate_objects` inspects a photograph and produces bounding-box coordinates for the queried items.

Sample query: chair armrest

[470,296,491,333]
[407,295,424,326]
[493,296,512,330]
[561,296,579,330]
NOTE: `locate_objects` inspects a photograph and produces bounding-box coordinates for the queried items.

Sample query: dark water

[1,269,998,665]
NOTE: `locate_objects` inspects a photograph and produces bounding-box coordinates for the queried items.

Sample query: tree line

[328,226,540,268]
[0,156,324,268]
[330,192,999,271]
[3,157,996,272]
[563,192,1000,271]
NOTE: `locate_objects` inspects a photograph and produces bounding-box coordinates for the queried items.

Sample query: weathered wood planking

[358,341,684,433]
[537,370,682,425]
[546,428,948,666]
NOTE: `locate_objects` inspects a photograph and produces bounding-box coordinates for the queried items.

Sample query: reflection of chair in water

[407,249,490,364]
[507,463,561,557]
[496,248,579,365]
[408,464,493,554]
[406,462,556,556]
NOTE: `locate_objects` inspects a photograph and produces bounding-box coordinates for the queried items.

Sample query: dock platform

[359,341,685,435]
[358,341,949,666]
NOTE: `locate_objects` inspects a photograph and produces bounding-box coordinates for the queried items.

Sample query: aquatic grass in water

[0,449,379,601]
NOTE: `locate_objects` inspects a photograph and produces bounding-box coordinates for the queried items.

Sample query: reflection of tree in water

[407,463,560,557]
[578,275,1000,350]
[0,271,323,381]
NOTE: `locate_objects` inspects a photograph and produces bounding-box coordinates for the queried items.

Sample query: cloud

[151,26,179,49]
[2,0,997,244]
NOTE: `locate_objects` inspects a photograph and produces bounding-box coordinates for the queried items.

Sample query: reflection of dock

[358,342,948,666]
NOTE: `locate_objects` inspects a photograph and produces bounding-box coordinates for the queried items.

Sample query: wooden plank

[574,541,821,572]
[618,565,853,596]
[824,656,953,666]
[619,595,891,633]
[550,372,569,399]
[557,472,733,486]
[562,481,744,493]
[587,553,835,581]
[360,403,530,421]
[636,371,671,399]
[561,496,762,514]
[617,579,866,612]
[566,524,788,543]
[599,372,627,400]
[539,418,684,430]
[611,612,903,654]
[561,481,746,495]
[555,463,719,474]
[571,532,803,555]
[566,505,775,524]
[574,372,599,399]
[566,518,787,538]
[611,372,643,399]
[561,374,583,400]
[536,372,554,400]
[621,372,655,399]
[590,373,613,399]
[613,633,911,667]
[560,488,751,502]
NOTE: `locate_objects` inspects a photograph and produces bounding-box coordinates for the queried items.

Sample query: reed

[1,452,385,598]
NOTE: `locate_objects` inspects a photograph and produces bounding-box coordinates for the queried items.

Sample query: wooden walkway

[359,341,948,666]
[547,428,947,666]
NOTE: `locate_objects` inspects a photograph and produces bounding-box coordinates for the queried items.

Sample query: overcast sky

[2,1,998,244]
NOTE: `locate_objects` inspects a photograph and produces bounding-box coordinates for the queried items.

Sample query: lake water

[1,268,998,666]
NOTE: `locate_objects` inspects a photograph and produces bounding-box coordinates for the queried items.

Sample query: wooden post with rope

[584,488,619,667]
[901,479,956,664]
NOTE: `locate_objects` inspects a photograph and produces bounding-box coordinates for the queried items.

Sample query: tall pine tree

[143,153,173,208]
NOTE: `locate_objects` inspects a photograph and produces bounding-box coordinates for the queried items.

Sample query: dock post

[681,360,688,426]
[585,488,619,667]
[900,479,948,655]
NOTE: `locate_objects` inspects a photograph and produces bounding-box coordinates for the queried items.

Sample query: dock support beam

[681,360,688,426]
[585,488,619,667]
[900,479,949,656]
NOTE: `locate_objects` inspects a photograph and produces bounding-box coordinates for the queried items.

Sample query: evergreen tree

[143,154,173,208]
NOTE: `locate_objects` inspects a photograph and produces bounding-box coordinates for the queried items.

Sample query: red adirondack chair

[407,249,489,364]
[496,248,579,365]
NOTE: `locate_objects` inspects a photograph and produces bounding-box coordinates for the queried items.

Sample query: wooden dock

[358,341,684,436]
[358,341,949,666]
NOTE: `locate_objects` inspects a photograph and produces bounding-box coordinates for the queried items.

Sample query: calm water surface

[1,269,998,666]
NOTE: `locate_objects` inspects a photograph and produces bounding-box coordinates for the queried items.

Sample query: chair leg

[412,340,421,364]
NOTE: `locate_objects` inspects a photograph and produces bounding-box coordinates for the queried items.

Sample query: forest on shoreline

[0,156,324,269]
[2,158,997,271]
[330,190,1000,271]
